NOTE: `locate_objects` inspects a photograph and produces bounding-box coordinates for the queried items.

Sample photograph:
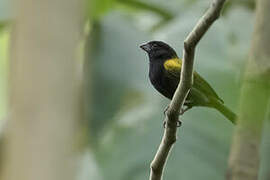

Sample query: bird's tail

[211,99,237,124]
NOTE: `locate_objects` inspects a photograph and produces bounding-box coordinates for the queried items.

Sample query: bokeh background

[1,0,270,179]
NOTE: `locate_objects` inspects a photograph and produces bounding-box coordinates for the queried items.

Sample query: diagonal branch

[149,0,227,180]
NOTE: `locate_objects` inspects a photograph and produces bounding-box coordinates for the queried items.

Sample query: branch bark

[227,0,270,179]
[149,0,227,180]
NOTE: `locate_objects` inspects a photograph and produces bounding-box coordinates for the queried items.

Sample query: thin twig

[149,1,227,180]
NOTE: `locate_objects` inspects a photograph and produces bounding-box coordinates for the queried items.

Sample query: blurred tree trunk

[1,0,84,180]
[227,0,270,179]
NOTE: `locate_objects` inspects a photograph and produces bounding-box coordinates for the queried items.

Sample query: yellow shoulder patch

[163,58,182,72]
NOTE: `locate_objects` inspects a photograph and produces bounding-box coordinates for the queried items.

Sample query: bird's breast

[149,63,176,99]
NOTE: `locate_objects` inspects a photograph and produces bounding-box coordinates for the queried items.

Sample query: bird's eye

[152,44,158,48]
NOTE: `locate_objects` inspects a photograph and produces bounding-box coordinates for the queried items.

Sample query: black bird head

[140,41,178,61]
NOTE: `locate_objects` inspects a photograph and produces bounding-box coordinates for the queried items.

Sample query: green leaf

[87,0,117,19]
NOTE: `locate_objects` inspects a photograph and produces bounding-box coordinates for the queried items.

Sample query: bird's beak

[140,43,151,52]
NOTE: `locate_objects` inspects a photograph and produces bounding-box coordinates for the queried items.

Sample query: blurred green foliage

[88,0,117,19]
[82,2,258,180]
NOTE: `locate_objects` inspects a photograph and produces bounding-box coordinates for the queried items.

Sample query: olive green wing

[193,72,223,103]
[163,58,223,103]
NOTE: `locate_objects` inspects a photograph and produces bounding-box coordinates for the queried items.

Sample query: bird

[140,41,236,124]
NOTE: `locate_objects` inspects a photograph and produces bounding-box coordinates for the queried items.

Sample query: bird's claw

[177,120,182,127]
[163,120,166,128]
[163,105,185,128]
[163,120,182,128]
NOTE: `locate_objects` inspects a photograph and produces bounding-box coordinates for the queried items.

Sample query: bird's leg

[163,105,170,115]
[179,106,192,116]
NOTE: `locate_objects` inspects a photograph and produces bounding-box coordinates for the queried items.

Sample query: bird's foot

[163,119,182,128]
[179,106,191,116]
[163,105,183,128]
